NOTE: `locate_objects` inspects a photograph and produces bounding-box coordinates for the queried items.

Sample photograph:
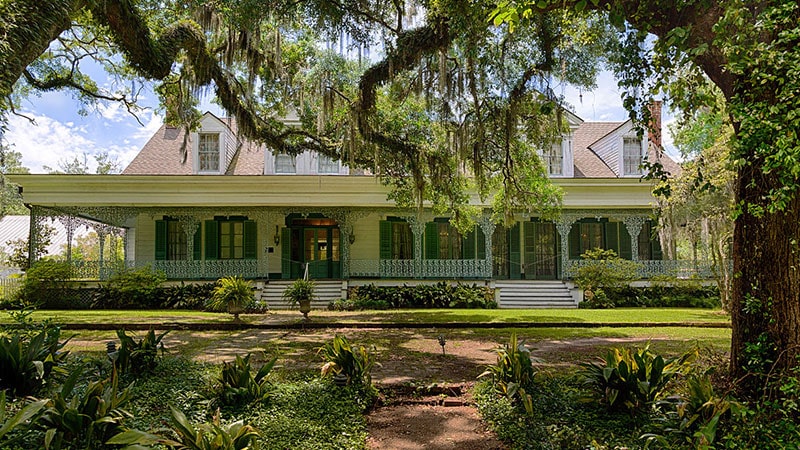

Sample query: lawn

[1,307,731,326]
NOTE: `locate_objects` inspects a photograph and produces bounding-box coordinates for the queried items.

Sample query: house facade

[11,105,702,304]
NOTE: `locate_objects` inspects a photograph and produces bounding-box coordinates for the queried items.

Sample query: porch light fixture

[348,233,356,245]
[274,225,280,245]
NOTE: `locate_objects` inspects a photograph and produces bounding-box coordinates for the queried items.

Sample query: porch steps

[258,280,343,310]
[496,280,576,309]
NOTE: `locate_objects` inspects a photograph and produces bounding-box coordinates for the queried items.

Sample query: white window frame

[198,133,221,172]
[622,136,644,176]
[275,153,296,174]
[318,154,339,174]
[543,141,563,176]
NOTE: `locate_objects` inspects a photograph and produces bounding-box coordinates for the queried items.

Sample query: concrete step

[258,280,343,309]
[495,281,576,309]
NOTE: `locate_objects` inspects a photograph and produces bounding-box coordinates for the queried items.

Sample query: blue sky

[3,70,675,174]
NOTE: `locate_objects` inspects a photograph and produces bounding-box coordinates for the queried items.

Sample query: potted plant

[208,275,254,321]
[282,278,315,320]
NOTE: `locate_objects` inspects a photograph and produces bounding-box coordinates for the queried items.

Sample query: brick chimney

[648,100,662,148]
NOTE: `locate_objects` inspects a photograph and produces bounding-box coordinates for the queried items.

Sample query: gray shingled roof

[572,122,621,177]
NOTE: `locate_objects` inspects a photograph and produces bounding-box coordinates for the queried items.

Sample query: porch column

[57,215,77,264]
[27,205,44,268]
[478,216,496,279]
[407,216,426,279]
[340,219,353,279]
[623,216,646,261]
[555,217,577,279]
[97,228,106,279]
[177,216,200,260]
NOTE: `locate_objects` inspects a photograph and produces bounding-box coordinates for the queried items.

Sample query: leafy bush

[109,405,260,450]
[318,334,376,387]
[347,282,497,309]
[114,328,169,376]
[573,249,639,306]
[92,266,166,309]
[157,282,216,310]
[34,367,133,450]
[217,353,276,406]
[207,276,255,320]
[0,391,47,442]
[15,260,76,307]
[580,344,697,412]
[479,333,538,414]
[0,327,69,397]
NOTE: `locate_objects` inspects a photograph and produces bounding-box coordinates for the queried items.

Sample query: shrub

[92,266,166,309]
[34,367,133,450]
[347,282,497,309]
[573,248,639,305]
[114,328,169,376]
[217,353,276,406]
[580,344,697,412]
[479,333,538,414]
[207,276,255,321]
[15,260,76,307]
[318,334,376,387]
[157,282,216,310]
[0,326,69,397]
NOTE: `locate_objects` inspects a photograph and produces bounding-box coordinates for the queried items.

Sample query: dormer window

[623,136,643,175]
[318,154,339,174]
[543,141,563,176]
[275,153,296,173]
[199,133,220,172]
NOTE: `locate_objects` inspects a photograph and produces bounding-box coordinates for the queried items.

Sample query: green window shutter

[155,220,167,261]
[650,221,663,260]
[568,224,581,259]
[193,224,202,260]
[463,228,476,260]
[619,223,632,259]
[509,222,521,279]
[280,227,292,278]
[379,220,392,260]
[204,220,219,260]
[477,227,486,260]
[244,220,257,260]
[425,222,439,260]
[605,222,620,256]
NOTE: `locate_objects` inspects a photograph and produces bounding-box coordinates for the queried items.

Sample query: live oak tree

[2,0,799,394]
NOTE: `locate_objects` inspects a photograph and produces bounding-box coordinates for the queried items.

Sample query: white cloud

[5,114,97,173]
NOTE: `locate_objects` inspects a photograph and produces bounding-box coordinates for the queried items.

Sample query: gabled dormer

[191,113,237,175]
[540,110,582,178]
[587,120,647,178]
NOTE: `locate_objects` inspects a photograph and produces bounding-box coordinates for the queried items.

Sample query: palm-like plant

[207,276,255,321]
[282,278,315,320]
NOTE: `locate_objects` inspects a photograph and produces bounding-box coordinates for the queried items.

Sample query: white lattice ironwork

[64,259,267,280]
[564,259,714,279]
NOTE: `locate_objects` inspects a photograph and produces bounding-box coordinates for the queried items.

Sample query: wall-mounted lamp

[348,233,356,245]
[274,225,281,245]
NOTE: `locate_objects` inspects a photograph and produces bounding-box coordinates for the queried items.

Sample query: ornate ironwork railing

[564,259,716,279]
[0,277,23,300]
[350,259,491,278]
[62,259,267,280]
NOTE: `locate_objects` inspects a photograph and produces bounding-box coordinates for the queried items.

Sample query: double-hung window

[198,133,220,172]
[623,137,643,175]
[544,141,563,175]
[318,154,339,173]
[275,153,296,173]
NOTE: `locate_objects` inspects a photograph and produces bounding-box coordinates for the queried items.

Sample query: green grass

[0,307,731,326]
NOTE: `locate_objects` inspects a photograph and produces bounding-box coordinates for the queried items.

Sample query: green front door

[287,217,341,279]
[524,221,558,279]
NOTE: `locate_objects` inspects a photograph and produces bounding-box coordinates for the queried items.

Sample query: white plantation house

[11,102,697,307]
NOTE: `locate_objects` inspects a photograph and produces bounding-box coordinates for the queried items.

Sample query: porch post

[27,205,42,269]
[177,216,200,260]
[340,219,353,279]
[58,215,77,264]
[97,228,106,280]
[478,215,496,279]
[623,216,646,261]
[555,217,577,279]
[407,216,426,279]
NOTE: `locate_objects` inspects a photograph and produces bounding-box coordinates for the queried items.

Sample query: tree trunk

[730,162,800,389]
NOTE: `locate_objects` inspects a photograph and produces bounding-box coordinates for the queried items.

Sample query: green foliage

[114,328,169,376]
[644,371,742,449]
[34,367,132,450]
[207,276,255,320]
[347,282,497,309]
[92,281,216,310]
[0,326,69,397]
[4,224,55,272]
[217,353,276,407]
[581,283,721,309]
[479,333,538,414]
[108,405,260,450]
[318,334,375,387]
[0,391,47,442]
[92,266,167,309]
[573,249,640,308]
[281,278,315,307]
[580,344,697,412]
[15,260,75,306]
